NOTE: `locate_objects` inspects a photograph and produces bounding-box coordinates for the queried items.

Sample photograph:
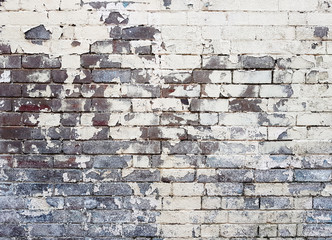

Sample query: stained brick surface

[0,0,331,238]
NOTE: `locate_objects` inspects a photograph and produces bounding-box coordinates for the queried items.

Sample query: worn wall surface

[0,0,332,238]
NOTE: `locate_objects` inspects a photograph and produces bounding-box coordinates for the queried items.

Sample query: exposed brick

[22,55,61,69]
[92,69,131,83]
[0,56,21,69]
[122,26,160,40]
[81,54,121,68]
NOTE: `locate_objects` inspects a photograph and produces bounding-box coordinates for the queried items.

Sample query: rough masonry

[0,0,332,239]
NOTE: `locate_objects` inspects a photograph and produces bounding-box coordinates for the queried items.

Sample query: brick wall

[0,0,332,238]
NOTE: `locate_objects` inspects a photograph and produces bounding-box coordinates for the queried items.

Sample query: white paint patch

[0,70,10,82]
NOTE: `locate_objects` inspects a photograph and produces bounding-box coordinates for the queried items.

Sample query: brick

[23,140,61,154]
[161,70,192,84]
[313,197,332,209]
[22,55,61,69]
[91,99,131,112]
[201,141,257,154]
[260,85,294,97]
[16,183,52,196]
[202,55,241,69]
[0,84,21,97]
[0,225,27,237]
[81,54,121,68]
[94,183,132,196]
[0,43,11,54]
[87,224,122,237]
[162,84,200,98]
[163,197,201,210]
[92,69,131,83]
[241,56,275,69]
[260,197,293,209]
[51,69,92,83]
[233,70,272,84]
[297,113,332,126]
[91,40,130,54]
[122,26,160,40]
[123,224,158,237]
[295,170,332,182]
[0,55,21,69]
[29,224,65,237]
[190,99,228,112]
[206,183,243,196]
[302,224,332,237]
[0,140,22,153]
[255,169,293,182]
[11,70,50,83]
[220,224,258,237]
[193,70,232,83]
[83,141,160,154]
[229,99,267,112]
[91,210,131,223]
[162,141,201,154]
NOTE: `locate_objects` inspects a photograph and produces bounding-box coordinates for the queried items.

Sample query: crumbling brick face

[0,0,332,238]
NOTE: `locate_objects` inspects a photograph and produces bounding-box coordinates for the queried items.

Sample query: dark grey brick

[295,170,332,182]
[241,56,275,69]
[93,156,132,169]
[54,184,93,196]
[91,210,131,223]
[123,224,158,237]
[261,197,292,209]
[29,224,65,237]
[94,183,133,196]
[122,26,160,40]
[123,170,160,182]
[314,197,332,210]
[92,69,131,83]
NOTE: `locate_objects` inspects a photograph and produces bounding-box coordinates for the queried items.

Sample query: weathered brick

[91,40,130,54]
[0,56,21,69]
[22,55,61,69]
[91,99,131,112]
[295,170,332,182]
[0,84,21,97]
[122,26,160,40]
[193,70,232,83]
[81,54,121,68]
[92,69,131,83]
[94,183,132,196]
[233,70,272,84]
[51,69,92,83]
[0,140,22,153]
[241,56,275,69]
[83,141,160,154]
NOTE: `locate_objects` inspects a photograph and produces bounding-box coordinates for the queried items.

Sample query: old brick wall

[0,0,332,238]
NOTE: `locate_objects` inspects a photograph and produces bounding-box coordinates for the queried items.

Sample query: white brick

[173,183,204,196]
[148,12,187,25]
[297,113,332,126]
[188,12,227,25]
[280,0,318,11]
[163,197,201,210]
[233,71,271,84]
[161,55,201,69]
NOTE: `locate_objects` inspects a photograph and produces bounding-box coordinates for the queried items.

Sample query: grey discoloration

[122,26,160,40]
[104,12,128,24]
[241,56,275,69]
[24,25,51,40]
[92,69,131,83]
[163,0,172,7]
[314,26,329,38]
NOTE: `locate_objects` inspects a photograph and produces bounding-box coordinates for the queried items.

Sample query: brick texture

[0,0,331,238]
